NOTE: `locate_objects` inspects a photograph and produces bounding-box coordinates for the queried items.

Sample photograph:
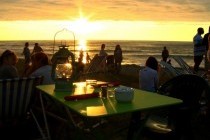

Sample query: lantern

[51,28,76,92]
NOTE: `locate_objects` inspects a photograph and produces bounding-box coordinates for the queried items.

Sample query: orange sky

[1,0,210,41]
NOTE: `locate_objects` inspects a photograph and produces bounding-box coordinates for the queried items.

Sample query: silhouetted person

[98,44,108,72]
[162,46,169,62]
[22,42,31,76]
[22,42,31,65]
[77,50,84,72]
[0,50,19,79]
[86,52,91,63]
[24,52,53,85]
[99,44,108,57]
[31,43,43,55]
[114,44,123,74]
[203,26,210,70]
[193,27,205,72]
[139,56,159,92]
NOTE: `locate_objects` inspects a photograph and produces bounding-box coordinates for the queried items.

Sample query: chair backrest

[158,74,209,110]
[85,54,107,74]
[159,61,183,76]
[171,56,193,74]
[0,76,43,120]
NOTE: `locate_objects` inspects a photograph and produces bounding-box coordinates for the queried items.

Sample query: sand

[16,59,190,88]
[16,58,174,88]
[16,58,179,89]
[16,58,141,87]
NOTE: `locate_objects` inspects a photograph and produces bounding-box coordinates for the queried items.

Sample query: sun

[67,16,104,52]
[70,17,103,36]
[72,17,88,34]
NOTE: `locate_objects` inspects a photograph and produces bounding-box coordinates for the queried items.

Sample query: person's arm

[22,47,25,55]
[208,34,210,50]
[208,35,210,62]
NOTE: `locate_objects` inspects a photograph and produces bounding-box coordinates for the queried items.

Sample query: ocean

[0,40,203,68]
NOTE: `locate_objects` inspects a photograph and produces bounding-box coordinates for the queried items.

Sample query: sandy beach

[16,58,141,87]
[16,57,176,90]
[16,58,184,88]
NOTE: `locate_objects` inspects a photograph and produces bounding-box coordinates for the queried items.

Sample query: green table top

[37,82,182,118]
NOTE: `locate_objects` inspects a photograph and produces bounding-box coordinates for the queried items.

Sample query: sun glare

[78,39,87,51]
[70,17,103,36]
[72,18,88,34]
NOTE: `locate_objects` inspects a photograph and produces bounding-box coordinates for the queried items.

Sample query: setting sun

[70,17,104,37]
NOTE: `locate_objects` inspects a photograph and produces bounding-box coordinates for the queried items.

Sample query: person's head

[197,27,204,35]
[115,44,121,50]
[163,46,166,50]
[101,44,105,49]
[145,56,158,71]
[25,42,29,47]
[35,43,39,47]
[0,50,18,66]
[208,26,210,33]
[30,52,49,69]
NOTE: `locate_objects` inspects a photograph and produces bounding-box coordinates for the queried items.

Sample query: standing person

[77,50,84,72]
[139,56,159,92]
[193,27,206,72]
[161,46,169,62]
[0,50,19,79]
[208,32,210,62]
[22,42,31,75]
[22,42,31,65]
[86,52,91,63]
[31,43,43,55]
[78,50,84,63]
[114,44,123,74]
[203,26,210,70]
[98,44,108,72]
[99,44,108,57]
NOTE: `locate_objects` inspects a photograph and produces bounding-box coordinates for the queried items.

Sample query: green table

[37,82,182,139]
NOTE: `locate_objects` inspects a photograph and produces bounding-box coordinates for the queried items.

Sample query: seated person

[25,52,54,85]
[0,50,19,79]
[139,56,159,92]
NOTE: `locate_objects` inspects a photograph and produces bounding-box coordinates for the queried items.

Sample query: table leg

[127,111,147,140]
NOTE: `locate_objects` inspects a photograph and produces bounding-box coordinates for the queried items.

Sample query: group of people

[77,43,123,74]
[0,42,53,85]
[193,26,210,72]
[97,43,123,74]
[3,26,209,94]
[77,50,91,72]
[0,42,124,84]
[139,26,210,93]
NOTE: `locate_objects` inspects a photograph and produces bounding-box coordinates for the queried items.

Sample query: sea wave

[0,40,200,67]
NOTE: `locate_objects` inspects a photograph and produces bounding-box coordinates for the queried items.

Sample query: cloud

[0,0,210,21]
